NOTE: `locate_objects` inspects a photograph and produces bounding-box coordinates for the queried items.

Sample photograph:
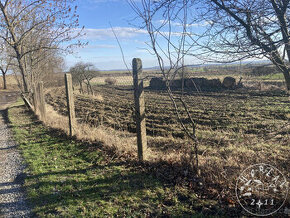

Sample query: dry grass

[45,104,141,159]
[243,81,286,91]
[44,103,191,166]
[75,92,104,102]
[44,103,236,193]
[23,100,290,208]
[42,83,289,207]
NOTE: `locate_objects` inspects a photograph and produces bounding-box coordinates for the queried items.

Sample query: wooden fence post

[65,73,76,137]
[37,81,46,121]
[33,84,39,115]
[132,58,147,161]
[22,94,33,111]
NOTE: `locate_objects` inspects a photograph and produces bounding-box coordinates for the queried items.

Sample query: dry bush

[222,77,236,89]
[105,78,117,85]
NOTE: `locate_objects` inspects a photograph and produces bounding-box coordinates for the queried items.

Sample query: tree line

[0,0,82,92]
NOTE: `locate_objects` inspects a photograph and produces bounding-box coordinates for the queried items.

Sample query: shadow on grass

[8,106,181,216]
[28,171,160,205]
[9,104,241,216]
[0,167,162,216]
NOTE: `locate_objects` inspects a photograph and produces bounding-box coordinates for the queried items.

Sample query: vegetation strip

[8,103,224,217]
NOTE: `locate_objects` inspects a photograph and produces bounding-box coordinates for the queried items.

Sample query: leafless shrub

[70,62,99,95]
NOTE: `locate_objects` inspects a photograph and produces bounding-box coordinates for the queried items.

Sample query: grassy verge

[8,103,224,217]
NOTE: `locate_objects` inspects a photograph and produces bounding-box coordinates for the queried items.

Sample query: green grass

[8,104,223,217]
[10,97,25,107]
[249,73,285,81]
[259,73,285,80]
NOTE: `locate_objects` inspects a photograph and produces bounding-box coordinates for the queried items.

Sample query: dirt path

[0,91,32,217]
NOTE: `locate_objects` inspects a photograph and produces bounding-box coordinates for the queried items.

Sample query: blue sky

[65,0,158,70]
[65,0,218,71]
[61,0,267,71]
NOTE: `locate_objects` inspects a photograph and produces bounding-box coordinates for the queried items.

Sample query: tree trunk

[21,72,28,92]
[86,84,90,95]
[3,73,7,89]
[79,81,83,94]
[282,68,290,91]
[89,85,94,95]
[271,52,290,91]
[88,80,93,95]
[16,51,29,93]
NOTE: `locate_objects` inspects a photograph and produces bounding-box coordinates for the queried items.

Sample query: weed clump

[105,78,117,85]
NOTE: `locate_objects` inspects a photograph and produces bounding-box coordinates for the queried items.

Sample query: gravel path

[0,102,32,217]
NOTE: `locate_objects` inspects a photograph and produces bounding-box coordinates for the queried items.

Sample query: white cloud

[77,27,147,40]
[136,48,150,53]
[73,44,117,53]
[157,19,211,27]
[86,44,117,49]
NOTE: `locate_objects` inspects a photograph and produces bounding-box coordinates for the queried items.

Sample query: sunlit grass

[8,105,222,217]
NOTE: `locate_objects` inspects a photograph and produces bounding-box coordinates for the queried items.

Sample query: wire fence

[42,61,290,144]
[21,61,290,208]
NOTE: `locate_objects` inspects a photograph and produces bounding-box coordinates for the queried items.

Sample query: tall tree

[0,0,82,93]
[200,0,290,90]
[131,0,290,90]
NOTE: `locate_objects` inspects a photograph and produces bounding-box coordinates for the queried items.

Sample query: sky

[66,0,258,71]
[65,0,157,70]
[65,0,207,70]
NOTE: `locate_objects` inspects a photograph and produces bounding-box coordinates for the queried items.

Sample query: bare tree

[70,64,85,94]
[82,63,99,95]
[200,0,290,90]
[70,62,99,95]
[145,0,290,90]
[0,0,83,93]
